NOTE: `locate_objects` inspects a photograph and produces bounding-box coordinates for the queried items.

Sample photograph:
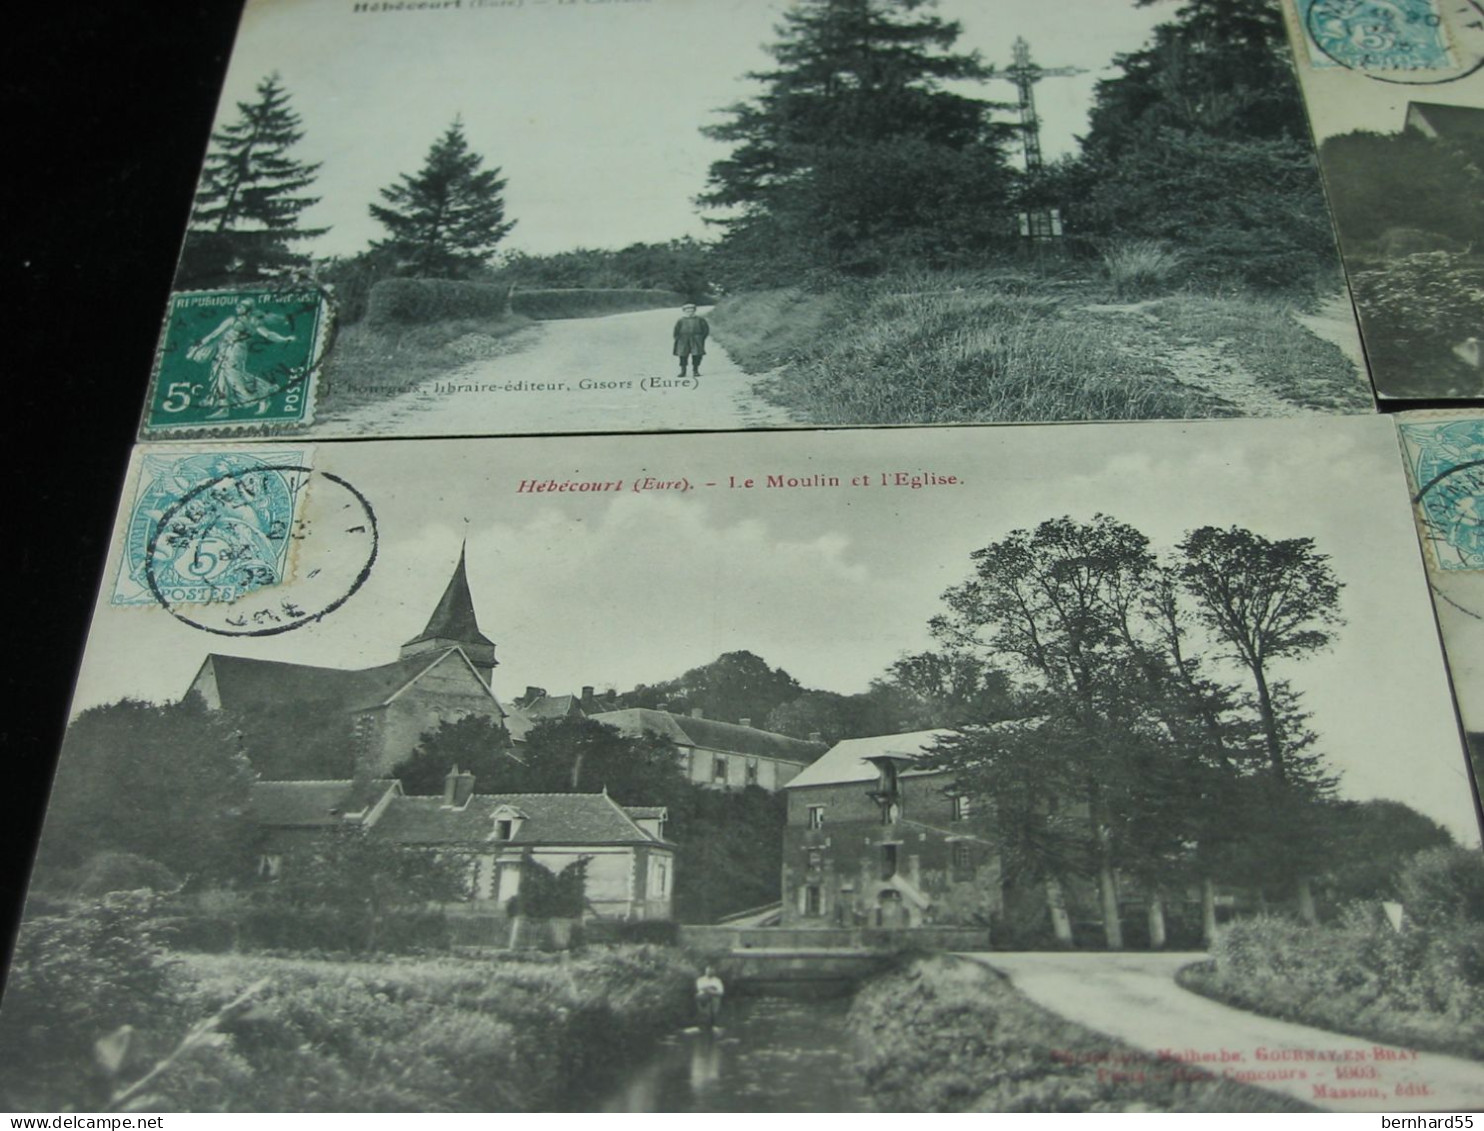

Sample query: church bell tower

[400,544,498,686]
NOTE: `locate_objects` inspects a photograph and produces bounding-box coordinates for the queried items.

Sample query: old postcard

[135,0,1374,442]
[3,416,1480,1113]
[1281,0,1484,400]
[1397,410,1484,792]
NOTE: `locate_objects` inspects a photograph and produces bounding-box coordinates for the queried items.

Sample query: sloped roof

[201,648,504,716]
[1408,101,1484,140]
[251,779,400,827]
[783,729,955,790]
[524,694,582,719]
[403,545,494,649]
[368,791,665,847]
[624,806,667,821]
[590,708,823,764]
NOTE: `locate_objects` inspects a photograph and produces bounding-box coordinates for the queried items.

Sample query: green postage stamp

[143,287,330,433]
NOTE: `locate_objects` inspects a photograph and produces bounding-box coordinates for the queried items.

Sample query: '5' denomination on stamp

[143,286,331,434]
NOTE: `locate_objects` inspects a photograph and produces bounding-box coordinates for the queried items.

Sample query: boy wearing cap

[672,303,710,377]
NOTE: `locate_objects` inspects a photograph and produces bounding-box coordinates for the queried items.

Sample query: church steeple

[401,544,498,685]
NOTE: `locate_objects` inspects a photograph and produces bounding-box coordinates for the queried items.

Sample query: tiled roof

[251,779,400,827]
[367,791,659,847]
[624,806,667,821]
[524,694,582,719]
[783,730,954,789]
[590,708,823,764]
[202,648,503,715]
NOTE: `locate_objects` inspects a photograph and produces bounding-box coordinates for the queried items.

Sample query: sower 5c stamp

[1299,0,1484,83]
[143,287,330,433]
[1399,417,1484,570]
[113,450,311,607]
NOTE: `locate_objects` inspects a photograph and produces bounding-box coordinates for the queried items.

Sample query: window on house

[495,819,513,841]
[807,850,823,870]
[804,884,823,916]
[807,805,825,830]
[952,794,973,821]
[746,758,759,786]
[655,860,668,898]
[712,755,728,784]
[952,841,975,880]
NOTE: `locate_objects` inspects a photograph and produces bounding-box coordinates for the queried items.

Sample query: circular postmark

[1305,0,1484,84]
[144,463,377,636]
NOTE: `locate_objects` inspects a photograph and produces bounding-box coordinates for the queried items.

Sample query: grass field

[849,954,1314,1113]
[710,270,1367,424]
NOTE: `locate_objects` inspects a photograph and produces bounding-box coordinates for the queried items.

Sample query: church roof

[368,791,667,847]
[199,648,505,715]
[403,545,494,649]
[589,708,824,764]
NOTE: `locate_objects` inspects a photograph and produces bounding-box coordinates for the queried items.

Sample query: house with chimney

[588,707,824,791]
[251,769,675,921]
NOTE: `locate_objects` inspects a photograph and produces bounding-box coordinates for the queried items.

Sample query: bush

[70,851,181,897]
[1099,240,1184,300]
[509,288,686,320]
[365,278,512,325]
[1395,847,1484,927]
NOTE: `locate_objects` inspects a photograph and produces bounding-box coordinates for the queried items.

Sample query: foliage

[497,240,713,299]
[1072,0,1335,292]
[392,715,518,796]
[365,276,513,325]
[1349,252,1484,397]
[70,851,182,898]
[1099,239,1184,300]
[179,73,326,286]
[699,0,1016,284]
[269,828,467,953]
[1394,846,1484,928]
[39,697,257,882]
[1187,905,1484,1059]
[849,954,1310,1112]
[622,650,805,726]
[370,118,515,278]
[226,697,361,781]
[507,857,588,920]
[515,716,690,804]
[1319,801,1456,907]
[668,787,787,923]
[0,893,180,1111]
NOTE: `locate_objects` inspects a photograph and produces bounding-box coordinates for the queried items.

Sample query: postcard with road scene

[136,0,1376,442]
[1281,0,1484,400]
[1397,410,1484,792]
[4,416,1482,1113]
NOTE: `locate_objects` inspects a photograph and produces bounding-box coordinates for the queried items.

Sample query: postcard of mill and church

[3,415,1481,1113]
[136,0,1378,442]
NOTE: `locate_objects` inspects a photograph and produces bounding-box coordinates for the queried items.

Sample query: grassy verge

[710,271,1362,424]
[317,314,538,416]
[1176,915,1484,1061]
[848,955,1313,1113]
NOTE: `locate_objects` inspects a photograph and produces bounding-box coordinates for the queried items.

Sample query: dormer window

[487,804,526,843]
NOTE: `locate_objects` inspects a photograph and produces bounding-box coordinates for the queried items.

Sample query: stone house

[779,730,1001,929]
[588,706,823,791]
[251,771,674,921]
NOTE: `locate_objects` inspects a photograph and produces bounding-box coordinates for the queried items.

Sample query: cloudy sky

[74,416,1481,842]
[210,0,1171,257]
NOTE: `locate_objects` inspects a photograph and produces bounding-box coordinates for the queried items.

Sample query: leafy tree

[516,716,689,806]
[39,698,257,882]
[273,827,465,951]
[392,715,518,795]
[624,650,805,726]
[370,118,515,278]
[1319,129,1484,250]
[228,698,360,780]
[1321,800,1455,906]
[1072,0,1333,289]
[699,0,1016,281]
[668,787,787,922]
[507,857,588,919]
[179,73,327,285]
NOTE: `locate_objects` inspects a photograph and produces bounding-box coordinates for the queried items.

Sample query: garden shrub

[366,278,512,325]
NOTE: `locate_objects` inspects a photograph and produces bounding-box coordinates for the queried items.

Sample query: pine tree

[370,119,516,278]
[180,73,327,285]
[699,0,1016,281]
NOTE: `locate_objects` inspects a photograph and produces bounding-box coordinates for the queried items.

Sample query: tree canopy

[370,118,516,278]
[180,73,326,285]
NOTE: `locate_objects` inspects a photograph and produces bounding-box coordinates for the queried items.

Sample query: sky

[207,0,1171,258]
[73,416,1482,843]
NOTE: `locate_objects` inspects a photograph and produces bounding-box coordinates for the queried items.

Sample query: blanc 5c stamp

[1299,0,1484,83]
[114,450,310,608]
[143,287,330,433]
[1400,417,1484,570]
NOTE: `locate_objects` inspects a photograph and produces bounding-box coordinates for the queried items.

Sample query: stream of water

[595,995,874,1112]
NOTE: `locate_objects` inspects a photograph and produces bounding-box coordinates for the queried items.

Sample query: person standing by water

[672,303,709,378]
[694,965,725,1028]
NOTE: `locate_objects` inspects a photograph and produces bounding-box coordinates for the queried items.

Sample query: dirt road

[317,306,798,438]
[964,951,1484,1112]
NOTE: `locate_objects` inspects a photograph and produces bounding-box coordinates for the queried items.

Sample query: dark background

[4,2,245,955]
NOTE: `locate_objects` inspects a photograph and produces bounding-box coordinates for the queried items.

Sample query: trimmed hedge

[366,278,513,325]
